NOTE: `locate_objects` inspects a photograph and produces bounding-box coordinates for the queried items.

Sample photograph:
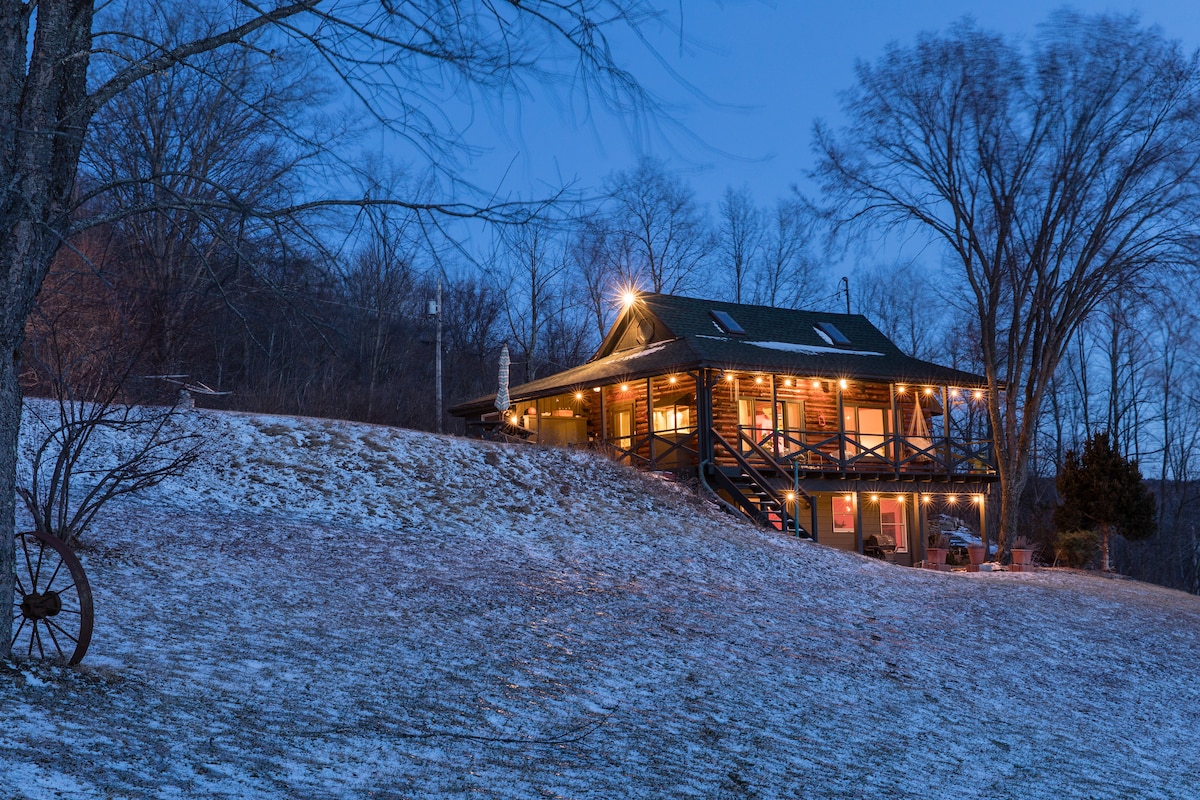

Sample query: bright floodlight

[622,289,638,307]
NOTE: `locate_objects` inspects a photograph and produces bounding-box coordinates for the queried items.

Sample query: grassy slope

[3,408,1200,799]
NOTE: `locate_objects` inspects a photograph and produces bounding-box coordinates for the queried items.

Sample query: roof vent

[710,309,746,336]
[814,322,851,346]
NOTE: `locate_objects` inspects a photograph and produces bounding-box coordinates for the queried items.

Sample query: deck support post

[889,383,901,480]
[647,378,655,468]
[855,490,864,554]
[942,385,953,479]
[810,495,820,543]
[697,370,715,466]
[918,494,926,561]
[837,384,847,474]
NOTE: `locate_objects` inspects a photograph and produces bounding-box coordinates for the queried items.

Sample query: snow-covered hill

[4,406,1200,798]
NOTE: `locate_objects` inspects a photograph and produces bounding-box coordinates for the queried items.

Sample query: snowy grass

[4,404,1200,798]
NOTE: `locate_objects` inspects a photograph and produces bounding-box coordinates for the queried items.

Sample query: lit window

[879,497,908,553]
[833,496,855,533]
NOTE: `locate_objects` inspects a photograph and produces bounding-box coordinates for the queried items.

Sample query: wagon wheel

[11,530,93,665]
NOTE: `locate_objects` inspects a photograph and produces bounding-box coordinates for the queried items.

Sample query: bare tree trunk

[0,336,20,655]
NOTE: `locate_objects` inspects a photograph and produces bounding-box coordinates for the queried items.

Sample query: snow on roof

[743,339,886,356]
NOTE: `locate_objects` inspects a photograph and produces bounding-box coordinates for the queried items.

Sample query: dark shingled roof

[451,293,987,415]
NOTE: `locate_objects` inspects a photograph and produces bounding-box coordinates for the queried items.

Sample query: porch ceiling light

[725,373,735,382]
[784,378,793,387]
[897,385,907,393]
[574,392,583,400]
[620,384,629,392]
[924,387,934,395]
[947,495,958,504]
[974,390,984,400]
[669,375,678,384]
[812,380,821,389]
[973,495,984,505]
[755,375,763,384]
[869,494,879,502]
[896,495,905,503]
[838,379,848,390]
[921,495,931,504]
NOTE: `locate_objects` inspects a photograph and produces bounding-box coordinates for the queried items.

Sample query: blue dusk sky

[431,1,1200,220]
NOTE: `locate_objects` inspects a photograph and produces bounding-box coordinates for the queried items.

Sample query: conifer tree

[1054,431,1156,571]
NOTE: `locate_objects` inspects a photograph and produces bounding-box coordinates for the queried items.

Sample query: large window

[843,405,889,456]
[738,397,804,455]
[879,497,908,552]
[653,404,692,433]
[738,398,773,445]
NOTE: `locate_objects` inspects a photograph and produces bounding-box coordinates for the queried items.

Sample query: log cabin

[451,293,998,565]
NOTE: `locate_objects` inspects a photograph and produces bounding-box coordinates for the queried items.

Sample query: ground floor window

[833,495,855,533]
[879,497,908,552]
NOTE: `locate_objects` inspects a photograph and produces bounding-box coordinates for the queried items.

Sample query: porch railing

[737,426,996,479]
[601,428,700,470]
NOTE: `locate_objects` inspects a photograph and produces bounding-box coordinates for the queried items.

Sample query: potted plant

[967,541,987,570]
[1010,536,1036,571]
[926,533,950,569]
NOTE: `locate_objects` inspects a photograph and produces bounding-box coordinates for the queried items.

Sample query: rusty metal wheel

[11,530,93,665]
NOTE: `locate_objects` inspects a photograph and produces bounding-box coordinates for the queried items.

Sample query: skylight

[814,322,851,346]
[710,309,746,336]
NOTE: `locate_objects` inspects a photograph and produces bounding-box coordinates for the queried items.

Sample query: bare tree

[717,186,761,305]
[600,158,713,295]
[851,260,943,361]
[814,11,1200,555]
[571,215,621,343]
[755,198,820,309]
[0,0,664,656]
[341,204,422,422]
[493,222,570,383]
[81,9,321,378]
[19,303,202,548]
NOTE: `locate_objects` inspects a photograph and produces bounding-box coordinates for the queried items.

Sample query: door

[610,403,634,463]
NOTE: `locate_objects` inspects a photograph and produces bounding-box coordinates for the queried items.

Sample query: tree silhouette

[1055,431,1156,572]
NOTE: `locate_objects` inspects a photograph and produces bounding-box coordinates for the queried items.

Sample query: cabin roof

[450,293,988,415]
